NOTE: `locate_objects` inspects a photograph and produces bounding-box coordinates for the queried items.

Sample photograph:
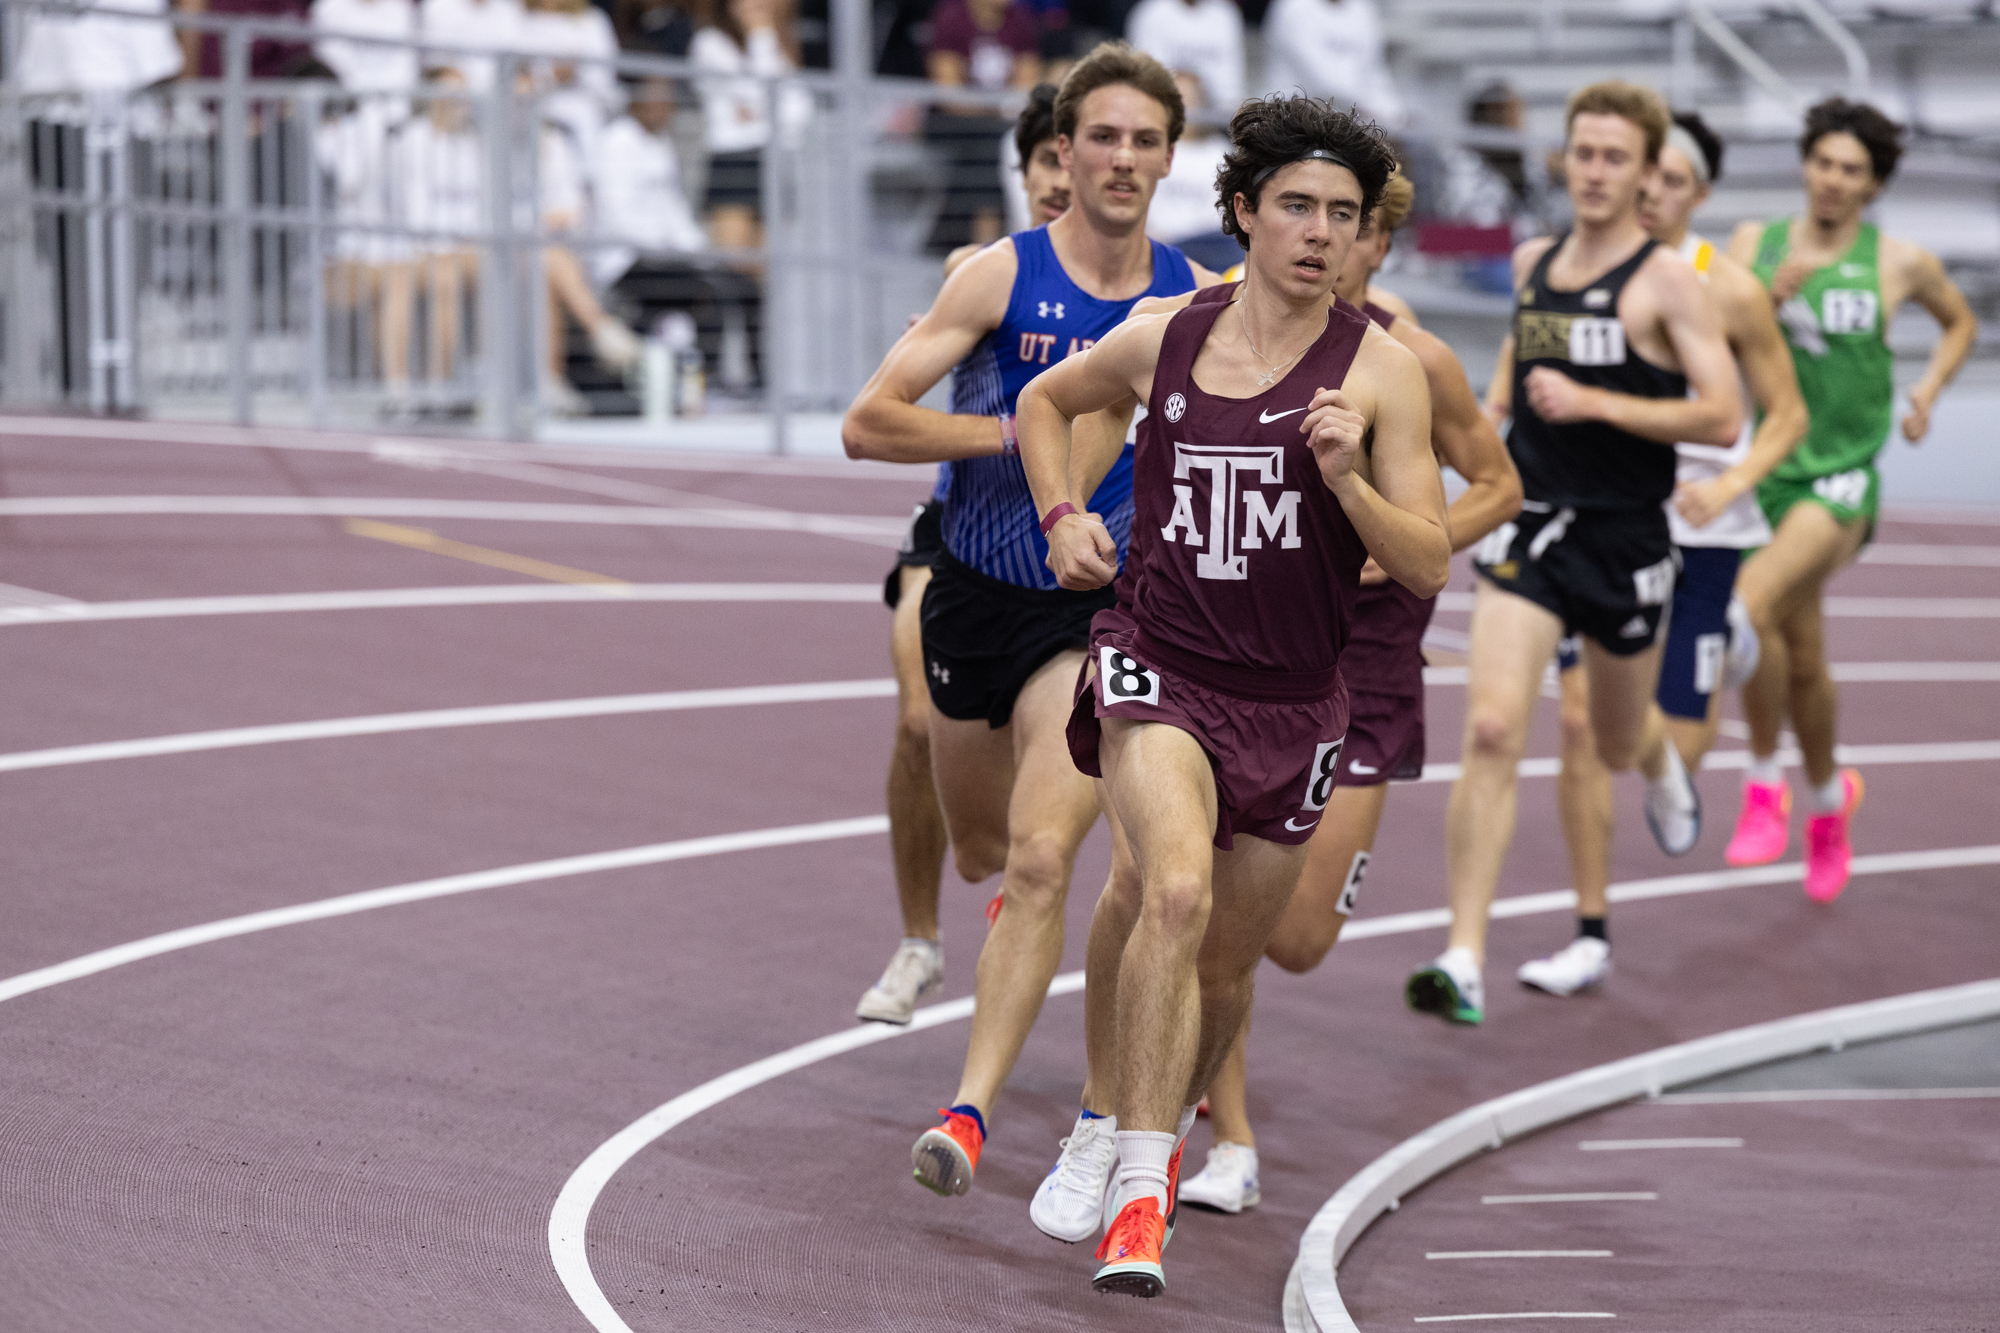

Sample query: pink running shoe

[1803,770,1865,903]
[1724,779,1791,867]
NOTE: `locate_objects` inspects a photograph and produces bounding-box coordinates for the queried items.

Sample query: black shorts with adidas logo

[1472,501,1677,657]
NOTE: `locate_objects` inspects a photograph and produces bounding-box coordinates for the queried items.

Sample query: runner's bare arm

[842,242,1016,463]
[1483,333,1514,425]
[1523,255,1742,446]
[1304,331,1451,598]
[1894,241,1979,443]
[1068,390,1139,505]
[1397,322,1523,551]
[1018,314,1170,590]
[1673,257,1808,529]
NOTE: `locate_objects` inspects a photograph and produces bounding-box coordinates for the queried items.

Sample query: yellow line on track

[343,518,631,589]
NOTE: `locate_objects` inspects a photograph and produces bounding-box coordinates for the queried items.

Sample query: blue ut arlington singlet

[944,226,1196,589]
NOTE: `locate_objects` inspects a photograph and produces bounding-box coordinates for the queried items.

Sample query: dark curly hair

[1215,96,1397,252]
[1015,84,1059,169]
[1672,109,1724,184]
[1801,97,1904,181]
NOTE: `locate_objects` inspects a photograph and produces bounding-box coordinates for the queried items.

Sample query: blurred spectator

[522,0,621,160]
[384,67,484,393]
[1145,69,1232,268]
[925,0,1040,251]
[1125,0,1242,111]
[419,0,526,92]
[591,76,709,284]
[12,0,183,96]
[1437,81,1531,227]
[176,0,315,79]
[613,0,696,55]
[691,0,798,253]
[1260,0,1405,129]
[317,96,414,395]
[314,0,421,94]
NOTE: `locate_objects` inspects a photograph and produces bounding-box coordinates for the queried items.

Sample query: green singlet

[1752,219,1893,533]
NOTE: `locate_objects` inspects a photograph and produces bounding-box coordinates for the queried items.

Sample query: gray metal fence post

[0,4,38,408]
[832,0,872,405]
[760,76,788,455]
[303,85,327,428]
[221,25,253,424]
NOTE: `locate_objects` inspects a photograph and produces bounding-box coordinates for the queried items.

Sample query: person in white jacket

[591,76,709,286]
[314,0,420,97]
[690,0,797,252]
[1124,0,1243,112]
[1259,0,1405,130]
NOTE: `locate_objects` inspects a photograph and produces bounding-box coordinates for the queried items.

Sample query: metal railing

[0,0,1027,449]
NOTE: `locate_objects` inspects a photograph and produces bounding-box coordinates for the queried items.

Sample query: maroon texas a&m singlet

[1122,286,1373,698]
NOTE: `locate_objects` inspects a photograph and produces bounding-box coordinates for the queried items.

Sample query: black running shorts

[919,551,1114,728]
[1473,502,1677,657]
[884,499,946,609]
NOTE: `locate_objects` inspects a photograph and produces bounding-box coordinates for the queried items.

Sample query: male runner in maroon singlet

[1016,96,1450,1299]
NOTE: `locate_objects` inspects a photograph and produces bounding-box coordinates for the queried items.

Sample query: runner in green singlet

[1723,98,1978,903]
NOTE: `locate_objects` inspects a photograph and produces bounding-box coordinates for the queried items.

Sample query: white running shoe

[1029,1112,1119,1243]
[1517,936,1612,996]
[1406,946,1485,1025]
[1179,1142,1260,1214]
[1723,594,1760,690]
[1643,743,1703,857]
[855,938,942,1025]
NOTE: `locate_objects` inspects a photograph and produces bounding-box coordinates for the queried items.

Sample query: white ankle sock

[1810,772,1848,813]
[1745,756,1783,787]
[1113,1130,1175,1213]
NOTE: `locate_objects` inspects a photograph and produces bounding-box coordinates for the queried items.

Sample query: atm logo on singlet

[1159,443,1301,580]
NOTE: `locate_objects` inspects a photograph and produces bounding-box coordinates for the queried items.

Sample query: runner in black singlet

[1409,81,1743,1027]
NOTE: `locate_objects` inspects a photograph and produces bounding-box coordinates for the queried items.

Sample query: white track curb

[1284,976,2000,1332]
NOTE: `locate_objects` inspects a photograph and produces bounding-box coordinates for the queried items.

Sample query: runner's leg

[949,651,1102,1115]
[1735,502,1862,765]
[888,567,947,939]
[1444,584,1566,963]
[1781,525,1867,789]
[1263,783,1385,973]
[1556,665,1612,921]
[1190,835,1310,1105]
[1585,638,1667,774]
[928,710,1014,885]
[1203,1018,1254,1150]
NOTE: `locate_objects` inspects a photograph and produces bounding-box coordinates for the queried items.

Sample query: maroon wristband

[1038,502,1078,536]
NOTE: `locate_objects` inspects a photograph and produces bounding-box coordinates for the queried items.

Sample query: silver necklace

[1239,311,1316,389]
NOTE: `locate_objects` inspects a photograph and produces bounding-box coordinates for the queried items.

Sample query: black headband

[1249,148,1359,193]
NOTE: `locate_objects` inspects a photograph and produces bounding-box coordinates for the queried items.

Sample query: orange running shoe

[912,1106,983,1197]
[1164,1140,1184,1246]
[1093,1195,1166,1298]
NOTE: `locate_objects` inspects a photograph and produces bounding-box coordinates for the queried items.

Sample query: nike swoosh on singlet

[1348,762,1378,776]
[1285,817,1319,832]
[1259,407,1305,424]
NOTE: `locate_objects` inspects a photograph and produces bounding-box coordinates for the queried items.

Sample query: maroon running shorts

[1067,608,1349,852]
[1333,578,1434,788]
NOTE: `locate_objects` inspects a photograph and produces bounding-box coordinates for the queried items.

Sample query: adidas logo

[1619,615,1650,639]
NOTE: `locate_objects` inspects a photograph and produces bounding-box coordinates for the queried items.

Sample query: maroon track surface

[0,419,1994,1331]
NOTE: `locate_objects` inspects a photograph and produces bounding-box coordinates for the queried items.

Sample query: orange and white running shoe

[1092,1196,1167,1298]
[911,1106,983,1197]
[1803,769,1864,904]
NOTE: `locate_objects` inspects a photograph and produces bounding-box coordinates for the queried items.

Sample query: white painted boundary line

[1654,1086,2000,1104]
[0,582,881,626]
[1425,1251,1613,1260]
[0,679,896,773]
[1284,975,2000,1333]
[1419,662,2000,687]
[0,495,910,543]
[1480,1193,1656,1205]
[1413,1314,1614,1323]
[0,816,887,1006]
[1577,1137,1742,1151]
[1430,591,2000,617]
[552,846,2000,1333]
[1859,544,2000,566]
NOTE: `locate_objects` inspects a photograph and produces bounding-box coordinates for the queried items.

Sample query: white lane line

[0,582,880,626]
[548,846,2000,1333]
[1418,661,2000,687]
[1416,738,2000,784]
[0,495,909,545]
[0,816,887,1006]
[1431,590,2000,618]
[0,582,82,608]
[1425,1251,1614,1260]
[1655,1086,2000,1104]
[1860,544,2000,566]
[1481,1194,1656,1205]
[1414,1315,1615,1323]
[0,679,896,774]
[1578,1137,1742,1151]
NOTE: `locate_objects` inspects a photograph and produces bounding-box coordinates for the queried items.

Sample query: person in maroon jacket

[1016,95,1449,1300]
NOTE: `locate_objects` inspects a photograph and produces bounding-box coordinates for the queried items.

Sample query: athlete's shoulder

[1726,218,1773,266]
[1131,290,1197,319]
[1352,317,1425,391]
[1877,227,1945,284]
[1510,234,1558,288]
[1703,248,1769,319]
[1387,315,1462,383]
[1635,239,1710,305]
[931,235,1020,330]
[1364,285,1419,326]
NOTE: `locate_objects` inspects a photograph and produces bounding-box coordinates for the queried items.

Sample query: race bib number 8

[1098,648,1160,707]
[1302,738,1346,812]
[1567,317,1626,366]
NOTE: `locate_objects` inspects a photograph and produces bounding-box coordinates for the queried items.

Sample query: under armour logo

[930,660,951,684]
[1038,302,1065,319]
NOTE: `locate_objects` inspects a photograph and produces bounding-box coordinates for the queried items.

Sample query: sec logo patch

[1164,392,1186,423]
